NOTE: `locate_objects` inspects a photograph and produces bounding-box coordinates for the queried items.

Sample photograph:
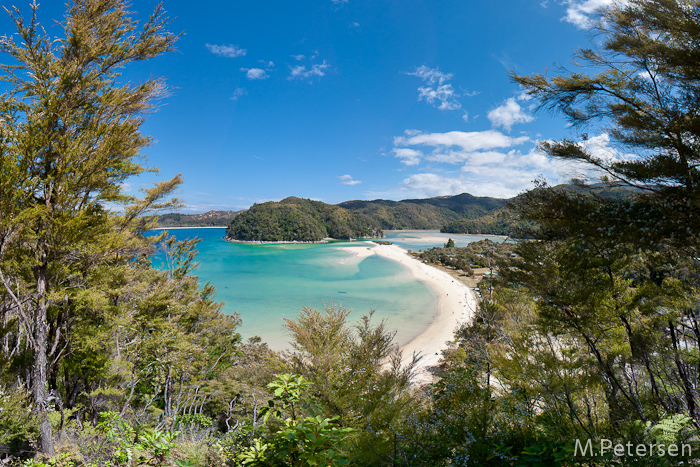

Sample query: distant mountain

[225,197,383,242]
[157,210,241,227]
[167,184,637,238]
[338,193,508,230]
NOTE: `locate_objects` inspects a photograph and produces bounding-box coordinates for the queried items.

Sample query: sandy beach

[338,242,477,385]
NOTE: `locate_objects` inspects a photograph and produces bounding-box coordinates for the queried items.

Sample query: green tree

[0,0,179,455]
[283,304,419,465]
[510,0,700,431]
[239,374,355,467]
[512,0,700,251]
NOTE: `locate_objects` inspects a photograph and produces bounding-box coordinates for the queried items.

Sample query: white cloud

[394,129,529,152]
[259,60,275,67]
[338,174,362,185]
[289,61,330,80]
[291,54,306,61]
[487,98,534,130]
[417,85,461,110]
[350,22,360,28]
[562,0,626,29]
[406,65,464,111]
[231,87,247,101]
[517,90,533,101]
[393,148,423,166]
[402,174,473,198]
[462,112,469,123]
[390,129,598,198]
[407,65,453,85]
[578,133,632,166]
[205,44,247,58]
[242,68,269,80]
[399,147,572,198]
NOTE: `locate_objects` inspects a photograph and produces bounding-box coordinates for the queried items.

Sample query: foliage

[157,210,241,228]
[339,192,506,230]
[507,0,700,434]
[22,452,78,467]
[0,386,39,456]
[0,0,181,456]
[226,197,383,242]
[283,304,420,465]
[239,374,355,467]
[412,238,516,276]
[440,207,528,236]
[136,429,179,466]
[512,0,700,252]
[8,0,700,466]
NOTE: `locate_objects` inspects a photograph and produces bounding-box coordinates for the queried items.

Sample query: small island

[225,197,383,242]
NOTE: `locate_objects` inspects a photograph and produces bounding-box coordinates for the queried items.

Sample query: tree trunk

[33,264,54,456]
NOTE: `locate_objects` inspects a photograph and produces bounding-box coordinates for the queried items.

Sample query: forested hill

[225,197,383,242]
[163,186,635,236]
[157,210,241,227]
[338,192,508,231]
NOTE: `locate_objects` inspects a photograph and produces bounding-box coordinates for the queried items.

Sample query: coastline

[338,242,476,385]
[225,236,383,245]
[150,226,226,230]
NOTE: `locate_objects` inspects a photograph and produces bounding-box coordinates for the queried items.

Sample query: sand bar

[337,245,376,260]
[337,242,477,385]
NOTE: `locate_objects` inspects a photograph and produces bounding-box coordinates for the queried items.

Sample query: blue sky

[4,0,620,211]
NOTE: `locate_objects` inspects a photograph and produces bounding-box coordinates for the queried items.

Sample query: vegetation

[4,0,700,466]
[412,239,516,277]
[440,207,529,236]
[226,197,383,242]
[339,192,507,231]
[434,0,700,464]
[157,210,241,228]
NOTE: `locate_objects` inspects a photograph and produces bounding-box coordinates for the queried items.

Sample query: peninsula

[225,197,383,242]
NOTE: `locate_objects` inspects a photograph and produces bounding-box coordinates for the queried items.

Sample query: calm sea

[149,229,502,349]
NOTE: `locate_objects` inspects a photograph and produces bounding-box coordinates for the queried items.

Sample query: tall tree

[513,0,700,251]
[510,0,700,429]
[0,0,179,455]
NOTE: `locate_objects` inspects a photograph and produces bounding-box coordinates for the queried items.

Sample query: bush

[0,386,39,456]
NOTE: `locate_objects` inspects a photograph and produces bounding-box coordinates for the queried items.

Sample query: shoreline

[385,229,510,240]
[150,226,226,230]
[338,242,477,385]
[225,236,383,245]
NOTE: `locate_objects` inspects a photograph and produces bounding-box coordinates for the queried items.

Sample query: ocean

[149,229,502,349]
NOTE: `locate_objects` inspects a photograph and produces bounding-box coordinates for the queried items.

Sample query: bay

[149,228,503,349]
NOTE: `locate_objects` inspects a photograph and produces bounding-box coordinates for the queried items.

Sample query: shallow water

[148,228,503,349]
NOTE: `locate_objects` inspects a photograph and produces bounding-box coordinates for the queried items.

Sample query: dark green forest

[166,185,633,238]
[338,193,507,231]
[2,1,700,466]
[225,197,383,242]
[158,211,241,228]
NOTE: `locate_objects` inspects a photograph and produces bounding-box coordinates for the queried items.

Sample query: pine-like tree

[0,1,179,454]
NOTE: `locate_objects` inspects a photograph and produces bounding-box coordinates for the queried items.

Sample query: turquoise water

[149,229,503,350]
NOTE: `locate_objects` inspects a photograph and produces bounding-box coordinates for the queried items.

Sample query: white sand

[339,242,477,385]
[337,245,376,260]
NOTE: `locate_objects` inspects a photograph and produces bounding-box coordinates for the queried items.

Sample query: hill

[338,193,507,230]
[225,197,383,242]
[157,210,241,227]
[172,184,636,238]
